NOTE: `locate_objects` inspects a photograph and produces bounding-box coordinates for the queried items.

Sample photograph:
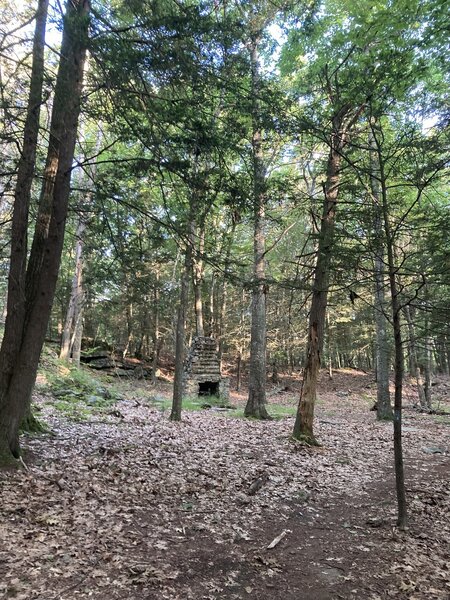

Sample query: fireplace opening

[198,381,219,397]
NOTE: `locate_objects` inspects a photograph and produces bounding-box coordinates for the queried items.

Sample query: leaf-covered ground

[0,369,449,599]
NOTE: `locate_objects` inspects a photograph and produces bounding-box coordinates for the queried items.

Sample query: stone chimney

[183,336,229,401]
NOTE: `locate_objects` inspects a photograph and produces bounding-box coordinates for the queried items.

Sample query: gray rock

[86,395,104,406]
[88,358,116,369]
[53,389,83,398]
[422,446,447,454]
[113,369,130,377]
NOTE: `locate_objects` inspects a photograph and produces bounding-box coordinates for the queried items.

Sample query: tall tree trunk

[385,225,407,530]
[244,33,270,420]
[192,222,205,337]
[60,216,86,361]
[424,336,432,408]
[217,220,236,367]
[292,97,366,442]
[171,240,193,421]
[325,314,333,380]
[374,123,407,529]
[423,280,432,409]
[208,273,216,338]
[70,270,85,367]
[0,0,90,465]
[293,136,342,442]
[369,126,393,420]
[236,350,242,391]
[151,267,160,385]
[71,306,84,367]
[0,0,49,415]
[123,302,133,358]
[59,130,99,363]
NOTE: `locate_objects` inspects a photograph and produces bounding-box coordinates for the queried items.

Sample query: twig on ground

[267,529,290,549]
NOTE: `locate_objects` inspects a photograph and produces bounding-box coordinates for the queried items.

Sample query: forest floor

[0,365,449,600]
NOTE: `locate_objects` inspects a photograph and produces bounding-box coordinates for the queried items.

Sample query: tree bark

[192,222,205,337]
[24,2,88,318]
[208,273,216,338]
[236,351,242,391]
[151,267,160,385]
[59,129,99,363]
[123,301,133,358]
[292,96,366,442]
[424,336,432,409]
[369,126,393,420]
[423,281,432,409]
[60,216,86,361]
[374,123,407,530]
[244,33,270,420]
[217,220,236,367]
[71,305,84,367]
[293,136,342,442]
[0,0,49,434]
[0,0,90,464]
[171,239,193,421]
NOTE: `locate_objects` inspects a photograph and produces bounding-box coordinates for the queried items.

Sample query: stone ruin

[183,336,229,401]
